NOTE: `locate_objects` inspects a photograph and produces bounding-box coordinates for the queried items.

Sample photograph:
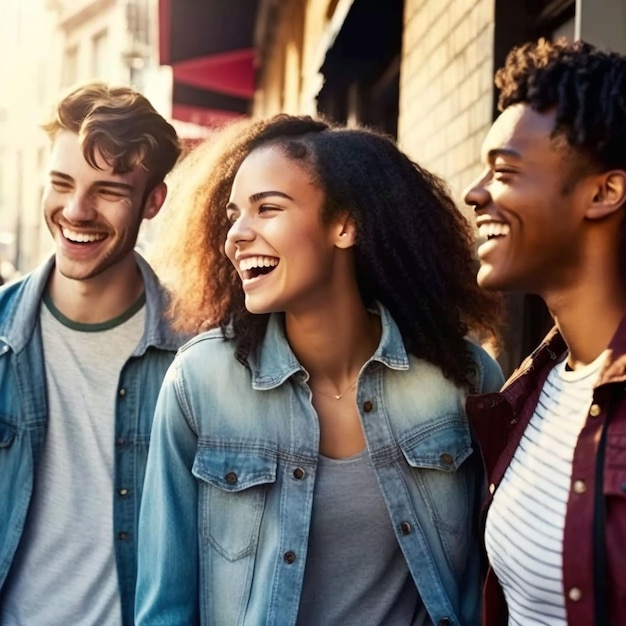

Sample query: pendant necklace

[310,378,358,401]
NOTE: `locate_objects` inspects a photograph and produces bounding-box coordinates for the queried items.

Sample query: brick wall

[254,0,326,117]
[398,0,495,211]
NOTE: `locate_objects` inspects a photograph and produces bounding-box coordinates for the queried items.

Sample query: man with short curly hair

[0,81,184,625]
[465,38,626,626]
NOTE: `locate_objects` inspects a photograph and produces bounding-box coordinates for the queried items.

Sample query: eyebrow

[48,170,134,192]
[249,190,294,203]
[226,190,295,211]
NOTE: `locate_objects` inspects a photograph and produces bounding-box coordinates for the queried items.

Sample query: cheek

[41,188,58,210]
[223,239,238,268]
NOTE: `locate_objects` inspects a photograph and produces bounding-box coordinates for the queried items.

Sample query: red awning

[158,0,259,127]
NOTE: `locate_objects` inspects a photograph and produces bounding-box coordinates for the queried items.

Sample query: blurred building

[0,0,57,273]
[157,0,625,373]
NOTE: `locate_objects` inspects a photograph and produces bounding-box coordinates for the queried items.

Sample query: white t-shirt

[0,294,145,626]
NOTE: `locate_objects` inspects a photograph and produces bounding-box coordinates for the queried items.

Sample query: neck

[47,255,144,325]
[544,276,626,369]
[285,295,381,390]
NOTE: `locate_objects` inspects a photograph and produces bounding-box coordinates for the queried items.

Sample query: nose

[463,171,491,212]
[63,191,97,222]
[226,213,255,247]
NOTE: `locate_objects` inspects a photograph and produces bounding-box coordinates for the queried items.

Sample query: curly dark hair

[495,37,626,171]
[41,80,181,191]
[153,114,502,385]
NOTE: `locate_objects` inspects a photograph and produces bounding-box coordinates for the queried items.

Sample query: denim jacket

[135,306,504,626]
[0,252,184,625]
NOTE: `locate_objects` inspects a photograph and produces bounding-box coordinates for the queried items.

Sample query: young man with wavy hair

[465,39,626,626]
[0,81,183,625]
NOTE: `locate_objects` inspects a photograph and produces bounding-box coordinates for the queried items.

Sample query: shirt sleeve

[135,359,200,625]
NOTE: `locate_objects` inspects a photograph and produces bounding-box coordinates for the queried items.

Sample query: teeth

[239,256,279,271]
[478,223,510,239]
[62,227,106,243]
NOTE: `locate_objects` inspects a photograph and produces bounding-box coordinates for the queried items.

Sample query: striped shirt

[485,351,606,626]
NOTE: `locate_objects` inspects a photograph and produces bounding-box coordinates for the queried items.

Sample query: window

[92,30,109,80]
[62,45,79,87]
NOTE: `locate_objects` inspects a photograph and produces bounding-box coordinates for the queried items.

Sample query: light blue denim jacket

[136,306,504,626]
[0,253,184,625]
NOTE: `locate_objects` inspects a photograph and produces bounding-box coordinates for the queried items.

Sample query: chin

[243,297,276,316]
[476,265,510,292]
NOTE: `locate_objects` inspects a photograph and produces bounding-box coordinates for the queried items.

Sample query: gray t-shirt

[297,448,429,626]
[0,293,145,626]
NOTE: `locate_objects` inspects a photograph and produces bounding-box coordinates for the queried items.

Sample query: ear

[333,215,357,249]
[585,170,626,220]
[142,182,168,221]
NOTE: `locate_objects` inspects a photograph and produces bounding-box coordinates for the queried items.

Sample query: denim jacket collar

[248,303,410,391]
[0,252,182,356]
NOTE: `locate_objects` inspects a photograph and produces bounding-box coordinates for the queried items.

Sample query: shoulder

[173,327,240,380]
[0,269,41,319]
[464,339,504,394]
[178,326,231,354]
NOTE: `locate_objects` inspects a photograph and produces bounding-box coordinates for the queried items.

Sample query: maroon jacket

[467,316,626,626]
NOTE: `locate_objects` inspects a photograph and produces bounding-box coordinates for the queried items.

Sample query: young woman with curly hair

[136,114,504,626]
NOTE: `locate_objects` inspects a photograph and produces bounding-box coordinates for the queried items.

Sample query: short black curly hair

[495,38,626,171]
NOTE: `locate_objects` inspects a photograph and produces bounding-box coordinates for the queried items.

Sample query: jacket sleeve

[465,340,505,394]
[135,359,200,625]
[479,349,505,394]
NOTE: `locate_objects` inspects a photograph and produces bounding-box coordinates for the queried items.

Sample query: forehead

[48,129,145,185]
[482,103,562,160]
[231,146,316,192]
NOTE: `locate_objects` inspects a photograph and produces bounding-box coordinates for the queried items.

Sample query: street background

[0,0,624,372]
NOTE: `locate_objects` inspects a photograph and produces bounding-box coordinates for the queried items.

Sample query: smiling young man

[0,81,182,625]
[464,39,626,626]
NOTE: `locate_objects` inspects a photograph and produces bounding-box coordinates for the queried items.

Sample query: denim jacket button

[283,551,296,564]
[225,472,238,484]
[363,400,374,413]
[439,453,453,466]
[119,388,126,397]
[438,619,451,626]
[118,532,129,541]
[293,467,305,480]
[399,521,411,535]
[118,488,129,496]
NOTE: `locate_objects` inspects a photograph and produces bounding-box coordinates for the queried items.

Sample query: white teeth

[62,227,106,243]
[478,223,510,239]
[239,256,279,271]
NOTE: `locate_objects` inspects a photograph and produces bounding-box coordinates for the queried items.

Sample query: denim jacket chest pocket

[192,444,278,561]
[397,420,475,536]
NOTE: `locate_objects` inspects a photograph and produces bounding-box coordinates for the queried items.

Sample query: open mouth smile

[62,226,107,244]
[478,222,510,240]
[239,255,279,280]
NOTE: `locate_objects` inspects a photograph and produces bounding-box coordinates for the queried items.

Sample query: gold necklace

[310,378,358,401]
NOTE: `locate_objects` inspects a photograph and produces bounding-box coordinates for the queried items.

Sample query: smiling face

[225,145,352,315]
[464,104,594,295]
[43,130,164,285]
